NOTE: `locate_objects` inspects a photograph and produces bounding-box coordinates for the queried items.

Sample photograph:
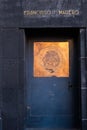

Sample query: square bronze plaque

[34,42,69,77]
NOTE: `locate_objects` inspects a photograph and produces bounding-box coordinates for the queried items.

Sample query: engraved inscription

[24,9,80,16]
[59,10,79,15]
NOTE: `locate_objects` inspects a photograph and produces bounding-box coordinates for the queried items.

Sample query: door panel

[25,37,79,129]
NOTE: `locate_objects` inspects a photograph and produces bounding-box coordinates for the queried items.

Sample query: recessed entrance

[25,28,81,130]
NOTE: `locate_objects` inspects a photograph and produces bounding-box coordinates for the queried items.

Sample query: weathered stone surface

[0,0,87,27]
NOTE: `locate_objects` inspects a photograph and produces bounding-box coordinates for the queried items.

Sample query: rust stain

[34,42,69,77]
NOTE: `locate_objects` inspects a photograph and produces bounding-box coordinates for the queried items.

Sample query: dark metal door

[25,37,80,129]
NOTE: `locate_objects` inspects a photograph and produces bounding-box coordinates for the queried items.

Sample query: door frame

[24,28,84,130]
[80,29,86,130]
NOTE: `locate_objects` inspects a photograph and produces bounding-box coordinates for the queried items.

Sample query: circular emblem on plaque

[39,46,63,74]
[42,50,60,73]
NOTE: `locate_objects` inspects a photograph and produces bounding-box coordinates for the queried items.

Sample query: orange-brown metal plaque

[34,42,69,77]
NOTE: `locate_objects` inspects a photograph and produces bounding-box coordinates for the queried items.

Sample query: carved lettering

[24,10,80,16]
[59,10,79,15]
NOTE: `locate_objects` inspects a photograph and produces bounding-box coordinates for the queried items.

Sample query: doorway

[25,28,81,130]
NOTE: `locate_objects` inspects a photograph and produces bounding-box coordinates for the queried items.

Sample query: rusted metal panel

[34,42,69,77]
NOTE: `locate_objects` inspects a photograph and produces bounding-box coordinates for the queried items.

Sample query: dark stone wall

[23,0,83,27]
[0,29,25,130]
[0,30,3,130]
[80,29,87,130]
[0,0,87,130]
[82,29,87,130]
[0,0,87,27]
[0,0,23,27]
